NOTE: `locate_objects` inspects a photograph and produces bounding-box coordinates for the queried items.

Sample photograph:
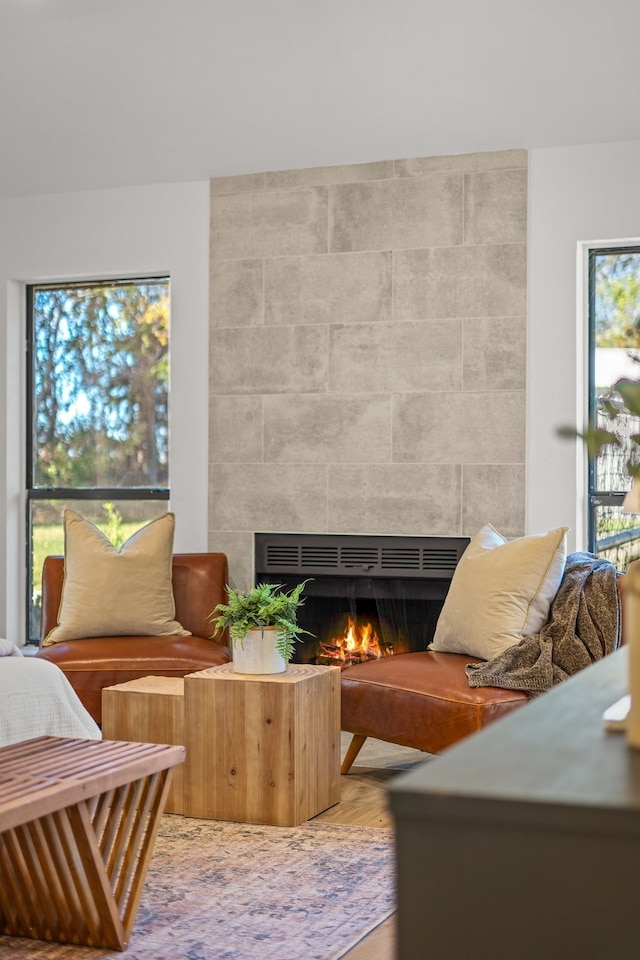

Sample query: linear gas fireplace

[254,533,469,668]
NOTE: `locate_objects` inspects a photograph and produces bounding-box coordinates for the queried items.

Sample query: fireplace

[254,533,469,667]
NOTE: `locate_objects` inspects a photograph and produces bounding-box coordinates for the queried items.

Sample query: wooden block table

[102,676,185,814]
[184,663,341,826]
[0,735,184,952]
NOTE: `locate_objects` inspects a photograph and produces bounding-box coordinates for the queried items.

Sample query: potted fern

[209,580,313,674]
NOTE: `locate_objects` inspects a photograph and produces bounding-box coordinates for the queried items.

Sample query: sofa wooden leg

[341,733,367,774]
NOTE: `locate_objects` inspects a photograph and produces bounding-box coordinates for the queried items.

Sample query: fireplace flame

[318,616,384,668]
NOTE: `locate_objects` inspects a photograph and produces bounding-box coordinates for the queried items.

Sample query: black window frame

[25,277,171,644]
[587,245,640,554]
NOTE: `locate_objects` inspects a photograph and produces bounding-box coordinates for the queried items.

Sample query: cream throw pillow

[42,510,190,645]
[429,523,569,660]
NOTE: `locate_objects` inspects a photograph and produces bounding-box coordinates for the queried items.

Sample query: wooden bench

[0,736,184,951]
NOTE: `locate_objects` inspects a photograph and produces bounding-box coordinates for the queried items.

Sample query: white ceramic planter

[232,626,287,675]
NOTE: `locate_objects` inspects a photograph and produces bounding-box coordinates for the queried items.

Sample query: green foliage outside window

[33,280,169,490]
[594,253,640,348]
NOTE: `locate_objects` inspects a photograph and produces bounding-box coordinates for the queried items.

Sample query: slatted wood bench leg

[0,766,175,950]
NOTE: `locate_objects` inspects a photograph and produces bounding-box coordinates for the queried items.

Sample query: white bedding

[0,648,101,747]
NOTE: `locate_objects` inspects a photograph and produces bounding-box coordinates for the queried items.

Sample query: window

[26,277,171,643]
[588,247,640,568]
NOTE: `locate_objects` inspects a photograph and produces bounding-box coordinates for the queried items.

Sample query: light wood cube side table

[102,676,185,814]
[184,663,341,826]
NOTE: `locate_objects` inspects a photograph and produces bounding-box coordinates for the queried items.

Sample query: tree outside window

[27,278,171,643]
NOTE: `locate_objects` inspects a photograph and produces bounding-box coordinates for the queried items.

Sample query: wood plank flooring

[312,734,433,960]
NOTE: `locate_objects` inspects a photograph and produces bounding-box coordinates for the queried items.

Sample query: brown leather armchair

[340,572,626,773]
[340,651,529,772]
[35,552,231,724]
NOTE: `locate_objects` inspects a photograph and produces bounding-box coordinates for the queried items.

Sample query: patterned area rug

[0,816,395,960]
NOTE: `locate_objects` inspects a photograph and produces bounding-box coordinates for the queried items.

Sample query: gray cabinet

[389,647,640,960]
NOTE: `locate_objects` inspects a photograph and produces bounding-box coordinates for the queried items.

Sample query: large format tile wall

[208,149,527,587]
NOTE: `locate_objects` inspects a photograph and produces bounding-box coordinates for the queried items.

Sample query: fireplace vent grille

[256,533,469,581]
[301,547,339,567]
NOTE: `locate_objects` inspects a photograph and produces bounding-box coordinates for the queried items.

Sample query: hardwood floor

[312,734,433,960]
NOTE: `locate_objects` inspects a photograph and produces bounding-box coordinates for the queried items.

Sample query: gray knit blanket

[465,552,621,696]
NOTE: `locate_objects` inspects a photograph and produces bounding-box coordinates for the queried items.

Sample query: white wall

[0,181,210,644]
[528,139,640,551]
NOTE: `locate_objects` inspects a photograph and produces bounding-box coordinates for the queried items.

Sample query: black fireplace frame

[254,532,469,661]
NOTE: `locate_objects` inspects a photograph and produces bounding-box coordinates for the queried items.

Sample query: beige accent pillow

[42,510,190,645]
[429,523,569,660]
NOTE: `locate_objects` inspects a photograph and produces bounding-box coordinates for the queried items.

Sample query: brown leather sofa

[35,552,231,724]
